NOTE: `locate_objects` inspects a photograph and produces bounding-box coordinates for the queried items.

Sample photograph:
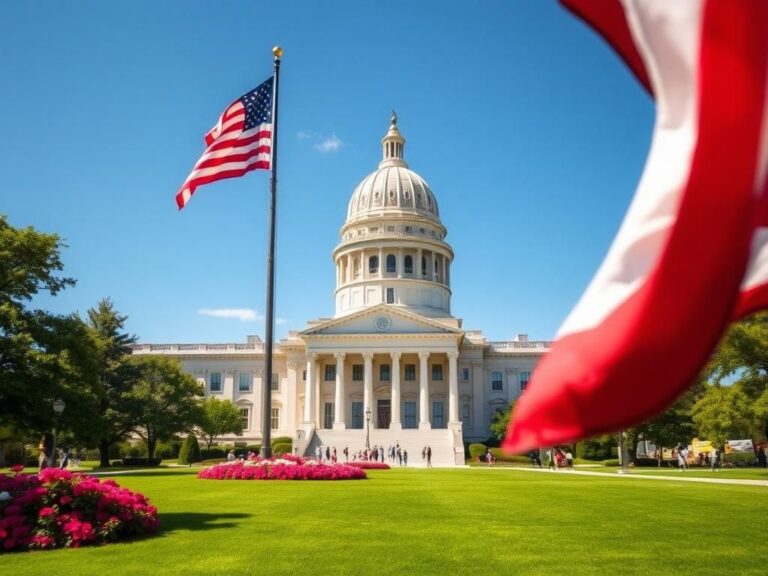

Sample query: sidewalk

[487,465,768,487]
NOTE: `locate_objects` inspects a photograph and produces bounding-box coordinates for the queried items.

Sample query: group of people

[37,433,79,471]
[313,443,413,466]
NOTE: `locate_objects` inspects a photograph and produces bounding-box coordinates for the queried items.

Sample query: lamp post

[365,406,371,451]
[51,398,65,468]
[617,430,630,474]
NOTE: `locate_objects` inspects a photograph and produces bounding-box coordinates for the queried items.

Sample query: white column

[390,351,402,430]
[378,247,383,279]
[333,353,346,430]
[419,352,430,429]
[346,254,352,283]
[363,353,374,429]
[417,248,423,278]
[304,354,315,423]
[448,351,459,424]
[314,356,322,425]
[398,248,403,279]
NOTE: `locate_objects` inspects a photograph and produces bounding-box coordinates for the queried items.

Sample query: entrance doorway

[377,399,391,428]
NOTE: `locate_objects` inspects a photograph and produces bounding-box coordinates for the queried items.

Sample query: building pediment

[299,304,461,337]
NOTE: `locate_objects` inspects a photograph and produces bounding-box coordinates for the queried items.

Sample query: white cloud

[275,317,289,325]
[198,308,262,322]
[314,134,342,153]
[297,130,314,141]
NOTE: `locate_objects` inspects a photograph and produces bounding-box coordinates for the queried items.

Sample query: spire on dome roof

[380,110,407,168]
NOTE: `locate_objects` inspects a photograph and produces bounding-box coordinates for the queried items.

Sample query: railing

[340,226,444,244]
[487,341,552,351]
[131,343,263,354]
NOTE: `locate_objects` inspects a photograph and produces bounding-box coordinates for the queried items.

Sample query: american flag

[176,76,274,210]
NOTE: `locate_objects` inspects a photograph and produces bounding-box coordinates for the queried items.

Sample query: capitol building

[134,115,551,465]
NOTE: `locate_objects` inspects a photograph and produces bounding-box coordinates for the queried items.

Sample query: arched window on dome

[369,255,379,275]
[421,256,427,278]
[404,255,413,275]
[386,254,396,274]
[353,257,360,278]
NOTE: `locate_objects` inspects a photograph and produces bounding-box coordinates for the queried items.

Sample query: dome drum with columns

[133,114,551,466]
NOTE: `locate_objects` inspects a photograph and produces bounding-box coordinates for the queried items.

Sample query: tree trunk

[99,438,112,468]
[147,435,156,461]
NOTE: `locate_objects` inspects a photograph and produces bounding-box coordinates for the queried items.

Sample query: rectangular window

[352,364,363,381]
[210,372,222,393]
[386,288,394,304]
[403,402,417,429]
[239,408,249,430]
[404,364,416,381]
[461,403,470,427]
[302,369,307,381]
[461,367,470,382]
[491,371,503,391]
[432,364,443,381]
[271,373,279,391]
[520,371,531,391]
[351,402,363,429]
[324,402,334,429]
[271,407,279,430]
[432,401,444,428]
[238,373,251,392]
[324,364,336,381]
[379,364,391,381]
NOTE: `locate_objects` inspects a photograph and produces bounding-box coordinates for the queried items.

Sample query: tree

[691,384,758,445]
[85,298,139,467]
[124,356,204,460]
[196,397,244,450]
[637,382,702,465]
[178,433,201,465]
[489,401,516,443]
[0,216,100,436]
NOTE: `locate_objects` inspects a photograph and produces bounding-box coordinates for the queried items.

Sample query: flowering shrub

[345,462,391,470]
[0,468,158,552]
[198,455,367,481]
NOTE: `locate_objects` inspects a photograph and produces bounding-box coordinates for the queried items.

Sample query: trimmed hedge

[200,448,226,460]
[272,442,291,456]
[468,443,487,460]
[722,452,756,466]
[121,457,162,466]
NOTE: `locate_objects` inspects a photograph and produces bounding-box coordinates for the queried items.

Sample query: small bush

[603,459,620,467]
[245,444,262,454]
[468,443,487,460]
[200,448,226,460]
[272,442,291,456]
[722,452,756,466]
[178,434,201,465]
[489,448,529,463]
[271,436,293,446]
[154,439,181,459]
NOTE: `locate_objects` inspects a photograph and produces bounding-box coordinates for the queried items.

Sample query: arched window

[404,255,413,274]
[421,256,427,277]
[369,255,379,274]
[386,254,396,273]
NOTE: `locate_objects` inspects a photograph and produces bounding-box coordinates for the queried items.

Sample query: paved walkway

[486,465,768,487]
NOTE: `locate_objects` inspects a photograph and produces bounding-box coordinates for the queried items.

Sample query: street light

[51,398,65,468]
[365,406,371,451]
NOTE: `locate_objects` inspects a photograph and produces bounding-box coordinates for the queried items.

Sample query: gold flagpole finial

[273,46,284,59]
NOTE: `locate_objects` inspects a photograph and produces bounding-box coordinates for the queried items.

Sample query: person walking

[38,433,53,470]
[59,445,71,469]
[757,446,767,468]
[403,450,408,467]
[426,446,433,468]
[710,447,718,471]
[485,448,494,467]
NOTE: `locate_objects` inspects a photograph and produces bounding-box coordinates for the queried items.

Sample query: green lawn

[2,467,766,575]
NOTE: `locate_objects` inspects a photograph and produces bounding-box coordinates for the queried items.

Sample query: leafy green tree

[124,356,204,460]
[196,397,244,450]
[691,384,758,445]
[85,298,138,467]
[0,215,100,437]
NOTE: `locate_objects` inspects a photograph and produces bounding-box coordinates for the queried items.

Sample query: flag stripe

[504,0,768,452]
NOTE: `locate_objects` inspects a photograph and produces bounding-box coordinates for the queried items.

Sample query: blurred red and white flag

[504,0,768,453]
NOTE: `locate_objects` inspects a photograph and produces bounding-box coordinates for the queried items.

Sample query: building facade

[133,114,551,465]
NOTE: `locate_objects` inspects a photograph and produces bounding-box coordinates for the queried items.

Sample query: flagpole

[260,46,282,459]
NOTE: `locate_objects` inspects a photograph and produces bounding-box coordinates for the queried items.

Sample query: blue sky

[1,1,653,344]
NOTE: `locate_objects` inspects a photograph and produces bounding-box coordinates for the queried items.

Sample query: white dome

[346,165,440,223]
[345,112,441,225]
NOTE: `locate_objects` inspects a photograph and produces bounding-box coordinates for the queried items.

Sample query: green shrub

[468,443,487,460]
[86,449,101,461]
[245,444,262,454]
[200,448,226,460]
[234,441,247,449]
[271,436,293,446]
[489,448,529,463]
[722,452,756,466]
[603,458,620,467]
[272,442,291,456]
[154,440,180,459]
[178,434,201,465]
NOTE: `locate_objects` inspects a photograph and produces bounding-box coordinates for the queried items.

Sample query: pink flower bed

[345,462,391,470]
[0,467,158,552]
[198,454,367,481]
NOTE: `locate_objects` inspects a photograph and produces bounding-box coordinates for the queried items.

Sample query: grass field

[2,466,766,575]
